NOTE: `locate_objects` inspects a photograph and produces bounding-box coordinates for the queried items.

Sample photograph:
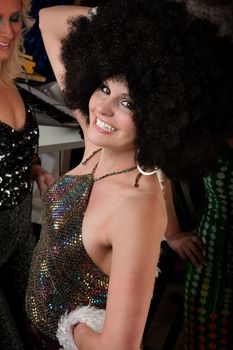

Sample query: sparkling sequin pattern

[0,107,39,210]
[184,149,233,349]
[26,173,109,340]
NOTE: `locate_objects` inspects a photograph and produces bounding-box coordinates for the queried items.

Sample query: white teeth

[0,42,9,47]
[96,118,117,132]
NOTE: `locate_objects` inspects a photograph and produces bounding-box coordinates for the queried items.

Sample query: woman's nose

[0,21,14,39]
[96,99,114,117]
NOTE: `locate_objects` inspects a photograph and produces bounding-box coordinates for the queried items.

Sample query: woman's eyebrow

[10,11,22,16]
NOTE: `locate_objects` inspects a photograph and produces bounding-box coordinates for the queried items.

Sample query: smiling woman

[0,0,33,82]
[0,1,54,349]
[24,1,233,350]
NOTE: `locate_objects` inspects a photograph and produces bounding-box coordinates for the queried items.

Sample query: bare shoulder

[109,183,167,245]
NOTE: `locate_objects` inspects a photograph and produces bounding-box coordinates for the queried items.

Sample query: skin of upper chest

[0,82,26,130]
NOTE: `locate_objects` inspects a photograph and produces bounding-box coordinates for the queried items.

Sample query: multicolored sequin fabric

[0,107,38,210]
[184,150,233,349]
[26,172,109,340]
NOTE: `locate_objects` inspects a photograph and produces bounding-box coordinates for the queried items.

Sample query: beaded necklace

[82,148,140,185]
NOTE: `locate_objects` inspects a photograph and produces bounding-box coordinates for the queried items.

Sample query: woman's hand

[31,165,54,195]
[166,230,206,269]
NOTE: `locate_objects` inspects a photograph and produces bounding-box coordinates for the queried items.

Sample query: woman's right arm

[39,6,90,91]
[39,6,98,157]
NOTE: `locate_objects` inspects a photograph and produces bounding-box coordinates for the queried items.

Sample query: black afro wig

[61,0,233,180]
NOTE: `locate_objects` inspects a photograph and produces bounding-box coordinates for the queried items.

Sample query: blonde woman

[0,1,53,348]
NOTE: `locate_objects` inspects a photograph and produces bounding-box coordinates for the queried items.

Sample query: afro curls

[61,0,233,180]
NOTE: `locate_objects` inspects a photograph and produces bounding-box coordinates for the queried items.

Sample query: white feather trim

[57,305,105,350]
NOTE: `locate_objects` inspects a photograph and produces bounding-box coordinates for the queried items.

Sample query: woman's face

[88,78,137,151]
[0,0,22,62]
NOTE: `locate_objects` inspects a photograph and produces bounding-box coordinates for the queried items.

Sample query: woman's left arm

[73,197,166,350]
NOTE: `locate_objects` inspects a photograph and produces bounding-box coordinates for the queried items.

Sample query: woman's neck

[0,76,14,88]
[94,147,136,177]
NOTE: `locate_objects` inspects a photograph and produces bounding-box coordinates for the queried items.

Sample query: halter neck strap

[82,148,138,185]
[93,164,137,182]
[81,148,102,165]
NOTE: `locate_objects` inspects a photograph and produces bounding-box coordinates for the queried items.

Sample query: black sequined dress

[0,106,39,210]
[0,104,39,350]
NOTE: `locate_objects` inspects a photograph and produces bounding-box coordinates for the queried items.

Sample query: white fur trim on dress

[57,305,105,350]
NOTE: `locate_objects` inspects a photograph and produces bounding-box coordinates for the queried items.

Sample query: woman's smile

[0,41,10,50]
[96,117,118,133]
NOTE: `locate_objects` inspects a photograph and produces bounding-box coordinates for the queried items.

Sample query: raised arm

[39,6,97,155]
[39,6,90,91]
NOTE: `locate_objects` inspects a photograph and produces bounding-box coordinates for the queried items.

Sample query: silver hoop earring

[136,149,157,176]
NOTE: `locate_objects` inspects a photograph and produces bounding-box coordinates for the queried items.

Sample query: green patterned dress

[184,149,233,350]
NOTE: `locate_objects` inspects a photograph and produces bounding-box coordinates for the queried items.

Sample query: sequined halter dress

[26,150,136,340]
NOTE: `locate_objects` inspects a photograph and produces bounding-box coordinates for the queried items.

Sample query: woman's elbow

[38,8,48,31]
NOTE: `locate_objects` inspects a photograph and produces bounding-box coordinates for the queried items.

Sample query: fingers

[191,236,206,265]
[166,231,207,269]
[191,235,205,250]
[45,174,55,186]
[184,237,206,269]
[37,173,55,195]
[184,248,204,269]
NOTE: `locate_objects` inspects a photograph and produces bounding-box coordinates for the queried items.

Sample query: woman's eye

[10,13,21,22]
[99,84,110,95]
[121,100,135,110]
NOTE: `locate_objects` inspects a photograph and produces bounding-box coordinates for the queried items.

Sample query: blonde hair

[0,0,34,84]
